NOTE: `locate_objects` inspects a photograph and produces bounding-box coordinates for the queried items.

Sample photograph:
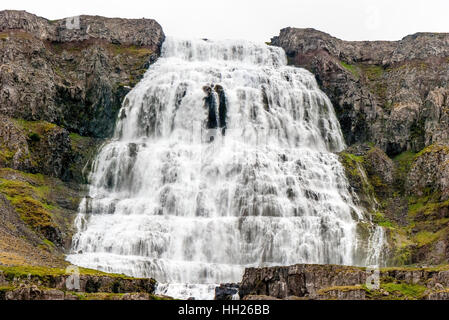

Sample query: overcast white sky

[1,0,448,43]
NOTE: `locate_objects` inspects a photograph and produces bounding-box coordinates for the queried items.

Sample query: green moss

[11,196,55,231]
[318,285,364,295]
[362,65,384,80]
[373,212,394,228]
[0,286,14,299]
[109,44,152,58]
[42,239,55,247]
[0,265,149,281]
[394,151,417,172]
[69,133,83,144]
[390,245,413,266]
[340,61,359,78]
[415,143,449,158]
[0,179,35,199]
[14,119,57,136]
[381,282,427,299]
[370,174,387,190]
[0,174,57,239]
[339,151,376,205]
[413,231,440,247]
[0,147,15,165]
[409,196,449,218]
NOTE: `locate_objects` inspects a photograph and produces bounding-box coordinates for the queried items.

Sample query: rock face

[0,10,164,138]
[271,28,449,157]
[0,265,169,300]
[215,283,240,300]
[407,144,449,201]
[239,264,449,300]
[0,10,165,267]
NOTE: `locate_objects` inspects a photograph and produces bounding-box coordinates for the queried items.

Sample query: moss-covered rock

[0,265,166,300]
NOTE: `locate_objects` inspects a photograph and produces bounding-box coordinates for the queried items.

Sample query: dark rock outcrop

[271,28,449,157]
[239,264,449,300]
[407,144,449,201]
[215,283,239,300]
[0,265,170,300]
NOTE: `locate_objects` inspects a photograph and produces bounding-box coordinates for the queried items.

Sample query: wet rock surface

[215,283,240,300]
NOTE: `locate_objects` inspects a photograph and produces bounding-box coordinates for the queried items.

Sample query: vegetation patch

[14,119,57,137]
[0,147,15,166]
[373,212,394,228]
[340,61,359,78]
[108,44,152,58]
[413,230,440,247]
[415,143,449,158]
[362,65,385,80]
[0,177,56,239]
[381,282,427,299]
[0,265,145,280]
[318,285,364,295]
[0,168,64,242]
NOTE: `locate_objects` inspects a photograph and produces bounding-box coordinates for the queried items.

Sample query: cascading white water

[67,37,383,300]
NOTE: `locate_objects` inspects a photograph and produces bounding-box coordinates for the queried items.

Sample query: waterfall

[67,37,383,300]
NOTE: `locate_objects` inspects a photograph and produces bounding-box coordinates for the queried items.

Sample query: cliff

[0,265,173,300]
[272,28,449,267]
[0,10,165,267]
[237,263,449,300]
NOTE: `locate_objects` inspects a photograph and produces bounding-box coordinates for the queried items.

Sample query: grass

[362,65,385,80]
[69,133,84,144]
[0,265,147,281]
[340,61,359,78]
[409,196,449,218]
[318,285,364,295]
[415,143,449,158]
[413,230,440,247]
[0,171,56,240]
[319,281,428,300]
[14,119,57,137]
[109,44,153,58]
[0,148,15,165]
[373,212,394,228]
[394,151,417,173]
[381,283,427,299]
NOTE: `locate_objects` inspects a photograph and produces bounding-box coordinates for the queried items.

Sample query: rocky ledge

[0,265,172,300]
[223,264,449,300]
